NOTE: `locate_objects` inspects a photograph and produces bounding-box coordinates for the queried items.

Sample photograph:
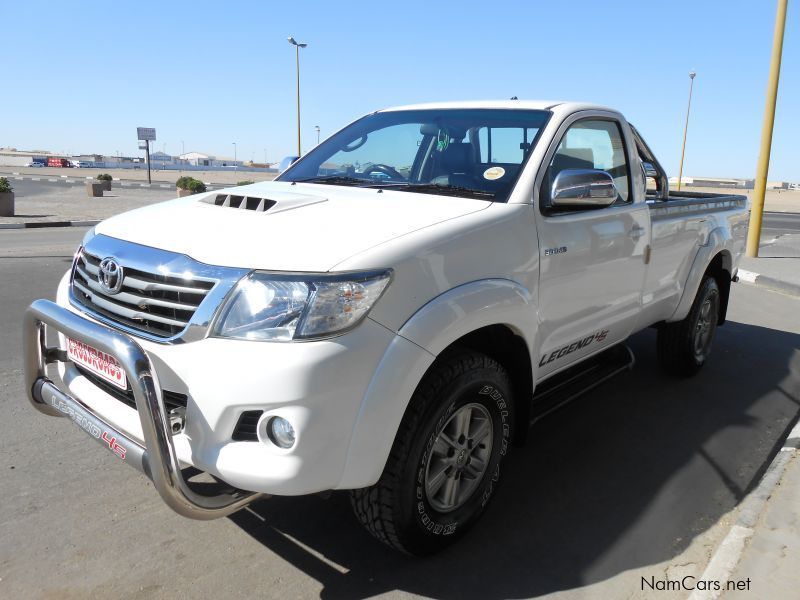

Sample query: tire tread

[350,351,507,554]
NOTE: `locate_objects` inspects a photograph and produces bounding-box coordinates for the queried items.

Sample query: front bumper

[24,299,263,519]
[27,269,404,511]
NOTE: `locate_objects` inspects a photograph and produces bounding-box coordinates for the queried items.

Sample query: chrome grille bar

[69,234,248,343]
[73,279,190,328]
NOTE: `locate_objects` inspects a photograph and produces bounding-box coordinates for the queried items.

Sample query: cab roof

[378,100,617,114]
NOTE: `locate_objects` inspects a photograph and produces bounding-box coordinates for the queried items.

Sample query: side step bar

[23,299,265,520]
[531,344,635,424]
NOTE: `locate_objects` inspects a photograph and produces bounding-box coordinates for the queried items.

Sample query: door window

[545,119,631,206]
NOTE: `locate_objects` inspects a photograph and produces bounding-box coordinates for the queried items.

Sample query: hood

[95,181,491,271]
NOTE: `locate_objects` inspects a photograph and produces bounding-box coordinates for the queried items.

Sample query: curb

[737,269,800,298]
[687,419,800,600]
[0,220,99,230]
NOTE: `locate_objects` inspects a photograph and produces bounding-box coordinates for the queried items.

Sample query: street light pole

[677,70,696,192]
[746,0,789,258]
[232,142,237,171]
[315,125,320,145]
[288,36,308,157]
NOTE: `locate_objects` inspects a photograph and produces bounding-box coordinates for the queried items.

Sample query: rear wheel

[350,351,513,555]
[657,276,720,376]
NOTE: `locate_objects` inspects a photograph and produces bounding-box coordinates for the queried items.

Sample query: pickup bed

[23,100,748,555]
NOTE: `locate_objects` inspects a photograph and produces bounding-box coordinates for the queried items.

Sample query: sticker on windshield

[483,166,505,180]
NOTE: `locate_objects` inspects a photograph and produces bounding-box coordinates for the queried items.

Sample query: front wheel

[350,351,514,555]
[657,276,720,376]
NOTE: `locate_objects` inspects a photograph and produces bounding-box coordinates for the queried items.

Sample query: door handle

[628,225,645,240]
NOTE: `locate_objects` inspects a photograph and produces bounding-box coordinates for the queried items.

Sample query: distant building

[668,176,755,190]
[766,181,791,190]
[147,151,175,166]
[179,152,243,168]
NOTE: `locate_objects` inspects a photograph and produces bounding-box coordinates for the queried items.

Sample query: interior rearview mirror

[550,168,618,209]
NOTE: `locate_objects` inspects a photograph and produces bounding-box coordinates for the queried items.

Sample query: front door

[534,113,649,378]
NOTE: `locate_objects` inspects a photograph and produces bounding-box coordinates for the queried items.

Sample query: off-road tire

[657,276,720,377]
[350,351,514,555]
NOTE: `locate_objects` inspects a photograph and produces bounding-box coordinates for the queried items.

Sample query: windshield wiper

[294,175,372,187]
[364,182,496,199]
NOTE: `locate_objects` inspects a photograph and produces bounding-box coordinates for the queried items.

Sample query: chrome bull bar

[23,299,265,519]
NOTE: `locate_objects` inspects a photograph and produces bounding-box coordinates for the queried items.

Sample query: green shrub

[237,180,255,186]
[96,173,113,181]
[0,177,13,193]
[175,176,193,190]
[187,179,207,194]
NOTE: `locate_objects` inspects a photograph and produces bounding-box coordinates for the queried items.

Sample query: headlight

[212,269,392,341]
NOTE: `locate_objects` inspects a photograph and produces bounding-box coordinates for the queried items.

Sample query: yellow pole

[295,44,302,157]
[746,0,788,257]
[677,71,696,192]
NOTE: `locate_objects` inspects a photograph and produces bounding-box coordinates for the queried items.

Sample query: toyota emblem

[98,257,124,295]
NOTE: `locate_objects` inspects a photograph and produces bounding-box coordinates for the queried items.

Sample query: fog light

[268,417,295,448]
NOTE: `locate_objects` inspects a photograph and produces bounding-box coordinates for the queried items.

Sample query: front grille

[232,410,263,441]
[75,365,188,412]
[71,250,215,338]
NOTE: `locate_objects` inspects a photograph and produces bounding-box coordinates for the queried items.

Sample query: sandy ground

[2,177,798,226]
[667,185,800,213]
[0,183,185,224]
[0,166,278,185]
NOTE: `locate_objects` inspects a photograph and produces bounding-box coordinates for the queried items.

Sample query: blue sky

[1,1,797,180]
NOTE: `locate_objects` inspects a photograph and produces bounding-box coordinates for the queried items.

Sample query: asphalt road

[761,211,800,237]
[2,228,800,599]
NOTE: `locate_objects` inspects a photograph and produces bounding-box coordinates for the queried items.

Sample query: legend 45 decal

[539,329,610,367]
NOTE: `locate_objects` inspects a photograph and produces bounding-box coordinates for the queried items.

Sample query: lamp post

[746,0,789,257]
[288,36,308,156]
[677,70,696,192]
[315,125,321,145]
[232,142,237,171]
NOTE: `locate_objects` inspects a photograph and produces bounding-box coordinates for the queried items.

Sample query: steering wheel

[362,163,405,181]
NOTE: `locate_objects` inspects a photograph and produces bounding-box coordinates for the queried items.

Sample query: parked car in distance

[47,157,73,168]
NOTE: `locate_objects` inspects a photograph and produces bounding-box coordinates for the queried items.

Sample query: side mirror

[278,156,300,173]
[550,168,618,209]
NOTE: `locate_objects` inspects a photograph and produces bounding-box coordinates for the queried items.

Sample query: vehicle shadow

[229,321,800,599]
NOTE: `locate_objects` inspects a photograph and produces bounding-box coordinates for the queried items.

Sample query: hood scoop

[204,192,328,214]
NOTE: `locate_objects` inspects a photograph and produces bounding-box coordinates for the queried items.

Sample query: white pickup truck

[24,100,748,555]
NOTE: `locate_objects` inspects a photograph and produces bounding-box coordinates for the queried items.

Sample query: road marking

[48,178,57,182]
[31,177,40,181]
[139,184,149,187]
[61,175,68,178]
[13,177,23,180]
[160,184,170,188]
[737,269,758,283]
[65,180,75,183]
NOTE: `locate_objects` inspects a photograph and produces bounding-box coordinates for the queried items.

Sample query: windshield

[279,108,551,201]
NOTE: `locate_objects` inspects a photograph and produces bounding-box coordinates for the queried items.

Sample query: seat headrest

[420,123,466,141]
[552,147,595,172]
[438,143,472,171]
